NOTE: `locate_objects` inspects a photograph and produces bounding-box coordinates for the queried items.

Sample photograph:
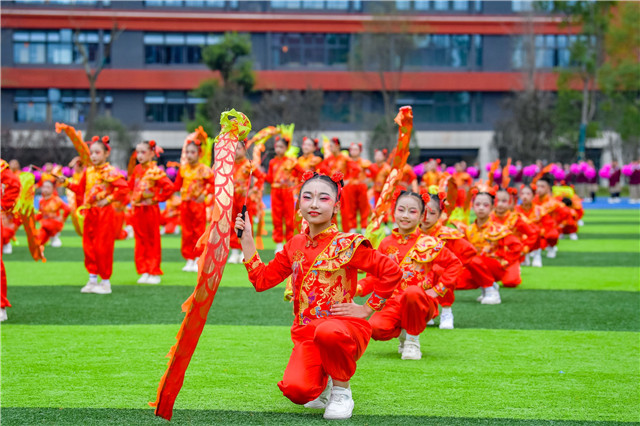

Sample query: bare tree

[73,23,124,137]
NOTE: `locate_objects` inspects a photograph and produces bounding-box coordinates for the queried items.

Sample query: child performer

[341,143,371,232]
[532,175,570,259]
[228,139,266,264]
[491,188,540,276]
[453,189,523,304]
[59,136,129,294]
[1,159,21,321]
[265,136,302,254]
[234,171,402,420]
[357,191,462,359]
[160,192,182,235]
[420,192,479,329]
[297,137,323,172]
[173,139,215,273]
[515,184,553,267]
[129,140,174,284]
[608,160,622,204]
[36,179,71,247]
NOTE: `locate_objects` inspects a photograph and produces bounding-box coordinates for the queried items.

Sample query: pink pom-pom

[62,166,73,178]
[553,169,566,181]
[120,170,128,179]
[579,162,589,172]
[599,167,611,179]
[446,166,456,175]
[33,170,42,183]
[508,165,518,176]
[523,165,536,177]
[22,167,29,172]
[584,167,596,179]
[158,164,166,171]
[622,165,633,176]
[550,164,561,174]
[493,169,502,180]
[466,166,479,178]
[166,167,177,180]
[485,163,492,172]
[413,163,425,176]
[570,163,580,174]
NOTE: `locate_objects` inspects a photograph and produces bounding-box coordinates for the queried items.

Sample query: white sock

[89,274,98,282]
[441,307,452,314]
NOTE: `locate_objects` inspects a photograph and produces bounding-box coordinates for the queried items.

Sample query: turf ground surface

[2,208,639,425]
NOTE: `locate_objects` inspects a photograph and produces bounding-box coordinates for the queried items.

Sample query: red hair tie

[331,137,340,146]
[470,188,479,197]
[421,192,431,205]
[149,140,163,157]
[91,135,111,152]
[331,172,344,201]
[313,138,319,148]
[301,170,315,183]
[438,191,447,211]
[530,183,537,191]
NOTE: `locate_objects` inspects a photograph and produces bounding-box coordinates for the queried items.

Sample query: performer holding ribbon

[234,171,402,420]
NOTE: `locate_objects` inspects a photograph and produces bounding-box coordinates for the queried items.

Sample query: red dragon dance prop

[55,122,91,166]
[151,109,251,420]
[14,172,45,262]
[364,106,413,248]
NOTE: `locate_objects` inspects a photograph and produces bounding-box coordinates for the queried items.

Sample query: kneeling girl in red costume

[1,159,21,321]
[128,140,174,285]
[357,191,462,359]
[174,140,216,273]
[59,136,129,294]
[36,178,71,247]
[453,188,523,304]
[515,184,554,267]
[420,192,478,329]
[491,188,540,274]
[234,171,402,420]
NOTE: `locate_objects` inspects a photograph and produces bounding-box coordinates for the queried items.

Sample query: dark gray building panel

[483,35,512,71]
[111,31,145,69]
[111,91,146,127]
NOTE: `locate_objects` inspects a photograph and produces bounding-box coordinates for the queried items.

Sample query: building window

[144,91,204,123]
[272,33,350,68]
[13,29,110,65]
[396,92,482,123]
[144,32,222,64]
[406,34,481,69]
[144,0,238,7]
[511,1,554,12]
[395,1,472,12]
[13,88,112,124]
[13,0,111,5]
[270,0,359,10]
[512,34,579,69]
[321,92,351,123]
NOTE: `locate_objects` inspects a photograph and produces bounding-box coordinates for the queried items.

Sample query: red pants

[341,183,370,231]
[271,187,294,243]
[562,224,578,235]
[370,286,439,339]
[37,219,64,246]
[502,262,521,287]
[230,193,255,250]
[456,256,505,290]
[437,289,455,307]
[162,216,179,235]
[83,205,117,280]
[114,210,127,240]
[279,317,371,405]
[1,222,10,309]
[133,205,163,275]
[540,225,559,249]
[180,200,206,260]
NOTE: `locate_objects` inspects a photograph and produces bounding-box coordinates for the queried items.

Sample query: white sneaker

[2,243,12,254]
[182,259,194,272]
[401,334,422,360]
[304,378,332,409]
[274,243,284,254]
[146,275,161,285]
[532,250,543,268]
[397,329,407,354]
[81,280,98,293]
[578,219,585,226]
[558,234,564,240]
[427,319,435,326]
[137,273,150,284]
[125,225,134,239]
[476,287,486,302]
[481,284,501,305]
[546,246,557,259]
[228,249,241,264]
[569,233,578,241]
[92,280,112,294]
[160,227,166,235]
[191,257,199,272]
[323,386,354,420]
[522,253,531,266]
[0,308,7,322]
[51,235,62,247]
[174,226,181,235]
[439,308,454,329]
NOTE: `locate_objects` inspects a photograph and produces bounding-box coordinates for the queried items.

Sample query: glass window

[396,91,479,123]
[452,0,468,10]
[144,32,221,64]
[14,88,111,124]
[414,0,430,10]
[396,0,411,10]
[13,29,109,65]
[303,0,324,8]
[433,0,449,10]
[272,32,349,68]
[144,91,202,122]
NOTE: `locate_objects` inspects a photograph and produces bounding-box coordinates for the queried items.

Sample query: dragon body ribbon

[55,123,91,166]
[364,106,413,248]
[14,172,45,262]
[151,110,251,421]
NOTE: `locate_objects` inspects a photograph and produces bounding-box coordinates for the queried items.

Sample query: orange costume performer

[129,160,174,277]
[160,193,182,235]
[341,144,371,232]
[358,228,462,341]
[531,193,571,249]
[36,187,71,245]
[371,158,391,206]
[422,221,478,308]
[397,164,418,193]
[515,202,558,250]
[455,217,523,289]
[65,162,129,281]
[265,150,302,244]
[490,210,540,257]
[243,224,402,405]
[173,161,215,262]
[230,156,266,250]
[1,160,21,311]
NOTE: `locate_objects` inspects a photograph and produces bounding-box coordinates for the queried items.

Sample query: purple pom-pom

[446,166,456,175]
[62,166,73,178]
[509,165,518,176]
[622,164,633,176]
[584,167,596,179]
[33,170,42,183]
[467,166,479,178]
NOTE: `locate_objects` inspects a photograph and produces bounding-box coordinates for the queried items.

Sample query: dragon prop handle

[151,109,251,420]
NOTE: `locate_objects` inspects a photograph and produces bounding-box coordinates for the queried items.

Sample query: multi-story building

[1,0,581,165]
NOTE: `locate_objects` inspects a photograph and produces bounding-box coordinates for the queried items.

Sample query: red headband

[301,171,345,201]
[91,135,111,153]
[331,137,340,146]
[187,139,202,149]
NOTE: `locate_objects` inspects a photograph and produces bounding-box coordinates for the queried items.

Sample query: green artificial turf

[2,208,639,424]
